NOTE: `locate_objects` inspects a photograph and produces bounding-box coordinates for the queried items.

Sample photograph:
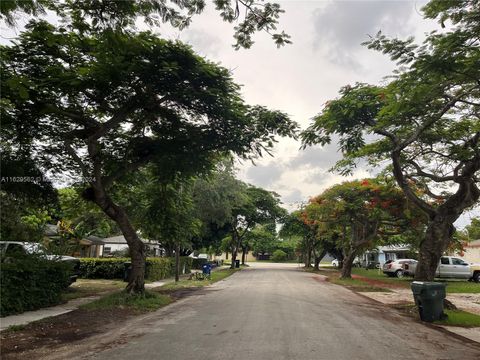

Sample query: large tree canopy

[301,0,479,280]
[1,20,297,292]
[303,178,424,278]
[0,0,291,49]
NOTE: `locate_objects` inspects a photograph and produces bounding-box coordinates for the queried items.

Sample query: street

[82,263,479,360]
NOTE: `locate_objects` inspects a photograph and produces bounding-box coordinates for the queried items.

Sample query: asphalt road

[87,263,480,360]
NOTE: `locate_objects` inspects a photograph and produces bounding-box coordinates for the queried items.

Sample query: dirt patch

[0,307,136,360]
[0,287,206,360]
[351,274,406,289]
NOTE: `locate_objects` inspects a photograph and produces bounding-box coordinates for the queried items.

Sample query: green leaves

[1,0,290,50]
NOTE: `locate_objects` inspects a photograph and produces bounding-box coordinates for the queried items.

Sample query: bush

[191,258,208,270]
[1,256,70,316]
[79,258,128,279]
[271,250,287,262]
[79,257,193,281]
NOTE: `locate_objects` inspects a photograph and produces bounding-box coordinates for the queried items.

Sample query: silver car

[383,259,417,278]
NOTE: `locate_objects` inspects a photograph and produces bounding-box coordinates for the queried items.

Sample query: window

[440,257,450,265]
[103,247,111,255]
[452,258,466,265]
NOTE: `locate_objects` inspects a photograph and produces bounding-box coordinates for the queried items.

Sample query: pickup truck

[404,256,480,282]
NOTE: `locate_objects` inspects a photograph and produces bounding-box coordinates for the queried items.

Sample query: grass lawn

[160,268,239,291]
[81,290,172,312]
[308,267,479,294]
[62,279,126,301]
[350,268,479,294]
[435,309,480,327]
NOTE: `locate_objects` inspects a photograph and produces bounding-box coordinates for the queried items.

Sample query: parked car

[405,256,480,282]
[331,258,361,267]
[383,259,417,278]
[0,241,80,285]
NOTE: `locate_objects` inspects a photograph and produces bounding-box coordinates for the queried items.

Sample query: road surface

[84,263,479,360]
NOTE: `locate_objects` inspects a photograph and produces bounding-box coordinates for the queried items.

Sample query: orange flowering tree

[303,178,425,278]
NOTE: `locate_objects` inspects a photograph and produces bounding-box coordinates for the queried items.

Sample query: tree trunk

[230,230,238,269]
[415,218,454,281]
[225,251,228,260]
[341,250,357,279]
[313,249,327,271]
[241,246,247,265]
[175,244,180,282]
[91,188,145,294]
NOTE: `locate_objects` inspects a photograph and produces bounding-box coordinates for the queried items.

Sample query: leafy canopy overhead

[302,0,479,219]
[1,21,298,187]
[0,0,291,49]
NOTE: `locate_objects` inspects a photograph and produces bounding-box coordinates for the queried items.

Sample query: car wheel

[473,272,480,283]
[395,270,404,278]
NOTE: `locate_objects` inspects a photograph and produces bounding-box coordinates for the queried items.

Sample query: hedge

[1,256,71,317]
[78,257,193,281]
[191,258,208,270]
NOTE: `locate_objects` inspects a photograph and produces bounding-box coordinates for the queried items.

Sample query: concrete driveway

[81,263,479,360]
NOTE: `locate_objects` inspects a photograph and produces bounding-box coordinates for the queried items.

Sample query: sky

[1,0,477,228]
[148,0,477,228]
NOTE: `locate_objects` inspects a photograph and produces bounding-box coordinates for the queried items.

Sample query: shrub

[79,258,128,279]
[1,256,70,316]
[79,257,193,280]
[271,250,287,262]
[146,258,173,281]
[191,258,208,270]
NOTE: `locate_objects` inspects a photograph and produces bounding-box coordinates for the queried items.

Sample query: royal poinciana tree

[0,0,291,50]
[302,0,479,280]
[302,179,423,278]
[1,21,297,293]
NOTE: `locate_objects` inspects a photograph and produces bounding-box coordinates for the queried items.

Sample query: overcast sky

[2,1,477,228]
[149,0,479,228]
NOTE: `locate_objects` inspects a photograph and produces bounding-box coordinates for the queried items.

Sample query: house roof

[377,245,411,253]
[102,235,160,245]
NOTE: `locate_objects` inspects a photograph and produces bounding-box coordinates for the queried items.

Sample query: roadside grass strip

[435,310,480,327]
[329,277,392,292]
[81,290,172,312]
[62,279,126,301]
[160,268,239,291]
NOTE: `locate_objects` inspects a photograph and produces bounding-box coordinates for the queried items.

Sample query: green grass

[81,290,171,312]
[435,309,480,327]
[161,268,239,291]
[5,324,26,332]
[62,279,126,301]
[434,281,480,294]
[350,268,480,294]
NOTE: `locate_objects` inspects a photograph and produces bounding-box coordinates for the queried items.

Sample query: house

[44,224,104,257]
[101,235,163,257]
[361,245,412,268]
[457,240,480,264]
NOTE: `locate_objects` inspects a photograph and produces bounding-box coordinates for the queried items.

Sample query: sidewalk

[359,288,480,343]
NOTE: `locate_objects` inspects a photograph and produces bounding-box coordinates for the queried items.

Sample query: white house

[101,235,163,257]
[361,245,412,268]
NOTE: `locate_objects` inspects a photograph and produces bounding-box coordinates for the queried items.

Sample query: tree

[228,185,286,268]
[466,218,480,240]
[58,188,119,238]
[246,224,276,259]
[302,0,479,280]
[0,149,57,242]
[1,22,297,293]
[303,179,424,278]
[279,210,316,267]
[0,0,291,50]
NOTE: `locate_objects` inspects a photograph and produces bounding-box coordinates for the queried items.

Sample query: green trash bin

[411,281,446,322]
